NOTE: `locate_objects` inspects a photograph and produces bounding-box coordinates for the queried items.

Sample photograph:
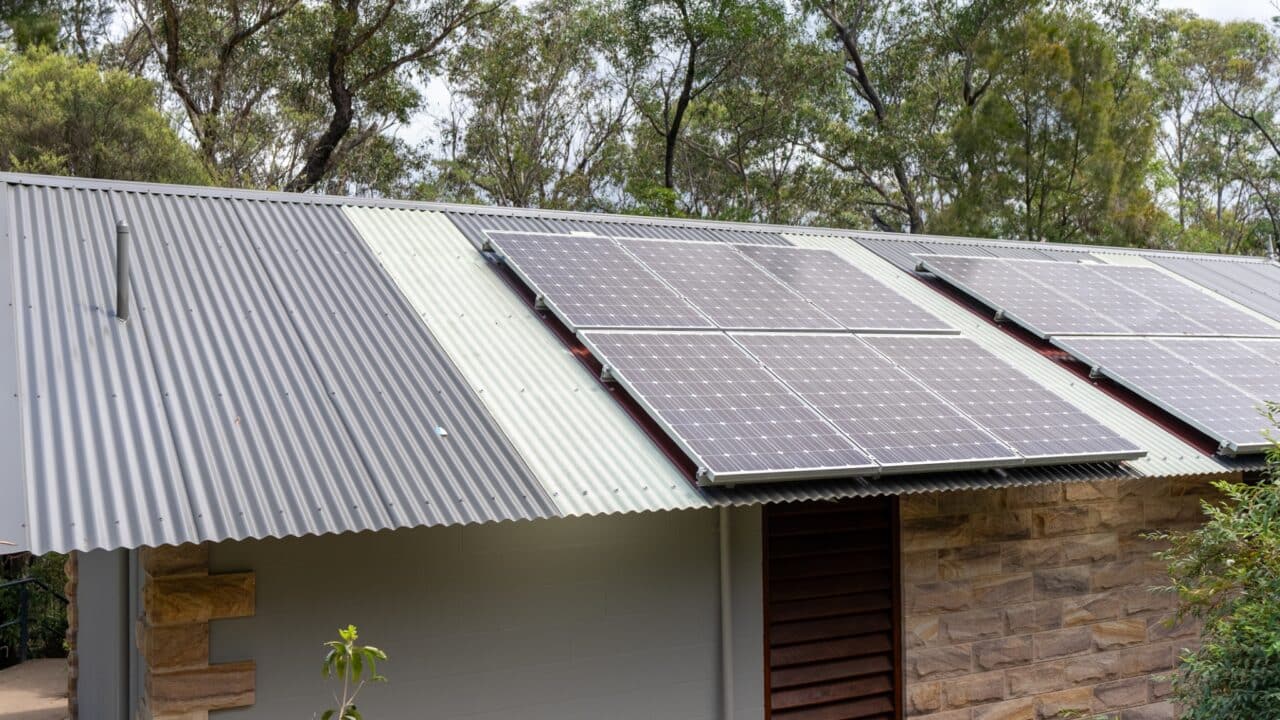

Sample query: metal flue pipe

[115,220,130,322]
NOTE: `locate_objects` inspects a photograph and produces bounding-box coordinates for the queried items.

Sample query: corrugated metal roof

[2,182,553,554]
[0,171,1264,554]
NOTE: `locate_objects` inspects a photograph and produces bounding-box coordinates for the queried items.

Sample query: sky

[402,0,1278,149]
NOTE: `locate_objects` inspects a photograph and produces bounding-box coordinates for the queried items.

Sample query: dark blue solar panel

[734,333,1018,469]
[487,232,712,329]
[620,240,841,331]
[865,336,1142,462]
[580,331,876,481]
[1054,336,1274,454]
[738,246,951,333]
[918,255,1128,336]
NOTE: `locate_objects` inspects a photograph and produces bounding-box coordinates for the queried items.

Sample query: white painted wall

[208,507,764,720]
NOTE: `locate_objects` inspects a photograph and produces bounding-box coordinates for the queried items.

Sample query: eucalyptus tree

[429,0,636,210]
[121,0,494,191]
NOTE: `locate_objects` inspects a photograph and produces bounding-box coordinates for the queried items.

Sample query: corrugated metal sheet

[5,182,553,554]
[786,233,1265,479]
[445,209,789,250]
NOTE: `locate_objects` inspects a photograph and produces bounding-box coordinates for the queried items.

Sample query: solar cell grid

[737,246,952,333]
[1152,257,1280,323]
[1019,260,1208,335]
[487,232,712,329]
[620,239,842,331]
[865,336,1141,461]
[1154,338,1280,403]
[733,333,1017,468]
[580,331,876,480]
[1054,336,1271,453]
[1091,265,1278,337]
[918,255,1127,335]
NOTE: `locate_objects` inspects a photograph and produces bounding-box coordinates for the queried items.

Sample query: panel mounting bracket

[599,365,616,383]
[993,309,1006,323]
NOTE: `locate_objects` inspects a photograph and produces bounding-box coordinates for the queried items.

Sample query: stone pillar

[138,544,255,720]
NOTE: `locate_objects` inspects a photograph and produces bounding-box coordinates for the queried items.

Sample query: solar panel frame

[731,332,1023,473]
[736,245,956,334]
[917,254,1129,337]
[485,230,714,330]
[618,238,844,331]
[864,335,1144,464]
[1051,336,1274,455]
[579,330,879,484]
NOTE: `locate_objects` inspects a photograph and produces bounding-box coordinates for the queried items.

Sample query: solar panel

[1153,256,1280,324]
[486,232,712,330]
[733,333,1018,469]
[579,331,876,482]
[620,239,841,331]
[1008,259,1207,335]
[918,255,1128,336]
[1053,336,1274,454]
[737,245,952,333]
[1090,265,1276,336]
[1156,338,1280,401]
[864,336,1143,462]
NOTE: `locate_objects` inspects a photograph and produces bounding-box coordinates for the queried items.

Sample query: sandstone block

[942,671,1006,709]
[1007,661,1068,696]
[147,661,255,714]
[907,681,942,715]
[1093,677,1149,710]
[1034,686,1094,719]
[972,511,1035,543]
[940,608,1006,644]
[142,544,210,578]
[939,488,1003,515]
[1033,626,1092,661]
[904,550,941,582]
[973,635,1033,671]
[1062,652,1121,685]
[973,574,1034,607]
[145,573,255,626]
[1061,533,1118,565]
[907,616,941,648]
[1093,619,1147,651]
[1061,593,1121,627]
[903,515,971,551]
[1002,539,1064,574]
[1064,480,1119,502]
[1120,701,1176,720]
[939,544,1003,581]
[908,580,974,614]
[910,645,974,681]
[1034,567,1091,599]
[1006,600,1062,635]
[1090,559,1147,593]
[1006,484,1064,508]
[1035,506,1091,538]
[973,697,1035,720]
[1117,644,1173,677]
[901,493,941,519]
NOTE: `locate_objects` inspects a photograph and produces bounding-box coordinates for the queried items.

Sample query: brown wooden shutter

[764,497,901,720]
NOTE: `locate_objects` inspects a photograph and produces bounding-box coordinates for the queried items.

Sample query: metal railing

[0,577,68,663]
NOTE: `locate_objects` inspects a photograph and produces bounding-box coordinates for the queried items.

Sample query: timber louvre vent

[765,497,902,720]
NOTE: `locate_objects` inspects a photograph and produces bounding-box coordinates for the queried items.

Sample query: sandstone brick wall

[900,476,1225,720]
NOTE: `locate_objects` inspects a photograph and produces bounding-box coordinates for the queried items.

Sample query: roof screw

[115,221,131,322]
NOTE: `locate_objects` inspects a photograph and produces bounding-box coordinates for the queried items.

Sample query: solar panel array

[484,231,1146,483]
[916,253,1280,455]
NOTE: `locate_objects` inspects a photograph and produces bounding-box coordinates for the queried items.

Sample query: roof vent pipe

[115,220,130,322]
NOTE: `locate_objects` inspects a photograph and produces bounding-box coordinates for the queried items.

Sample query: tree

[625,0,781,207]
[0,47,208,184]
[1154,412,1280,718]
[1151,14,1280,256]
[121,0,493,191]
[427,0,635,210]
[1,0,113,56]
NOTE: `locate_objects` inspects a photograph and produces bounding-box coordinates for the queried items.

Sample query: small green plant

[320,625,387,720]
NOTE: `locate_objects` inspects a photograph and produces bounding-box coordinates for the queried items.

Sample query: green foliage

[0,552,68,668]
[320,625,387,720]
[1153,412,1280,718]
[0,47,208,183]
